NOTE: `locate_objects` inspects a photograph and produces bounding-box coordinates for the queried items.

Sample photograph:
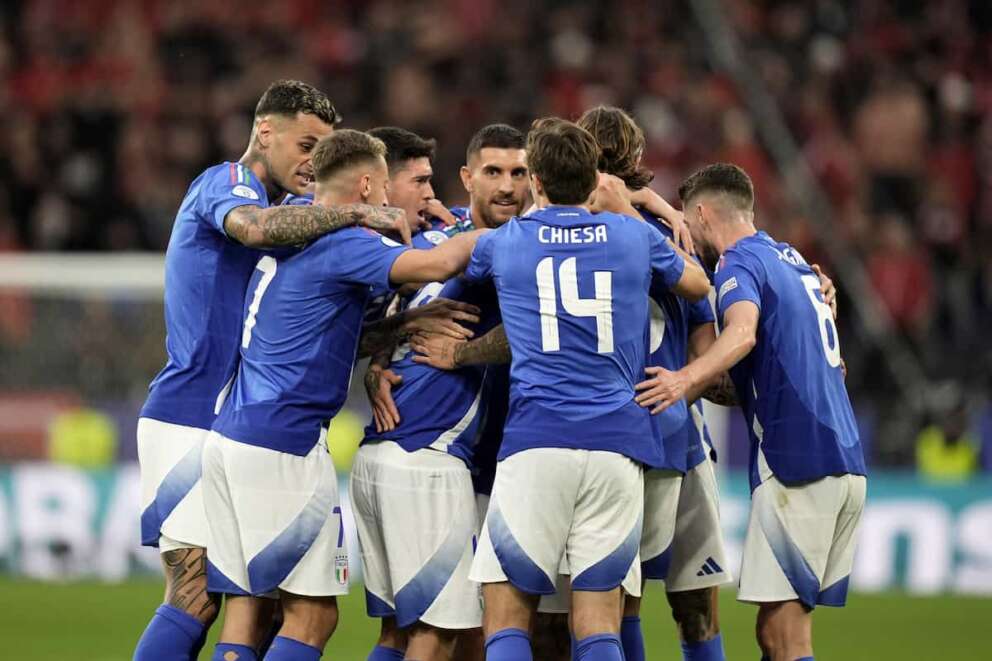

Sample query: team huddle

[133,80,867,661]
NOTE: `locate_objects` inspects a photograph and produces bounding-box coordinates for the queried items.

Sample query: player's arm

[357,298,481,359]
[686,322,739,407]
[636,301,758,414]
[224,203,411,248]
[364,352,403,433]
[410,323,510,370]
[388,230,487,285]
[669,242,710,302]
[628,187,695,254]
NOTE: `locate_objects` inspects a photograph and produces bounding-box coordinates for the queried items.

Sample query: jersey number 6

[801,273,841,368]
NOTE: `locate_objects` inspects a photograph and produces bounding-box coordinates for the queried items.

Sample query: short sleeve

[714,251,764,319]
[688,289,716,326]
[200,163,269,235]
[330,228,410,297]
[464,230,497,283]
[646,223,685,289]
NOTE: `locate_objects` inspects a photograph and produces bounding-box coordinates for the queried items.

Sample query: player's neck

[715,221,757,256]
[238,149,282,200]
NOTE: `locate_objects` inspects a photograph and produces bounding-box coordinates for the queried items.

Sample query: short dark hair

[526,117,600,205]
[367,126,436,171]
[466,124,525,163]
[577,105,653,190]
[311,130,386,183]
[678,163,755,211]
[254,79,340,126]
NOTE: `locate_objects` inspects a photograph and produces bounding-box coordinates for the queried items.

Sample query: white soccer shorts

[202,429,348,597]
[738,473,866,608]
[471,448,643,598]
[137,417,209,551]
[639,468,683,582]
[661,455,733,591]
[350,441,481,630]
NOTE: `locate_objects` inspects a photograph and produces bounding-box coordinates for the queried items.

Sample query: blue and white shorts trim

[137,417,209,551]
[470,448,643,599]
[738,473,866,609]
[202,430,348,597]
[349,441,481,629]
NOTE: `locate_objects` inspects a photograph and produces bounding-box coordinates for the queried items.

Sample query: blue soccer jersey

[362,276,502,465]
[643,211,717,473]
[713,231,866,490]
[464,206,688,468]
[141,162,269,430]
[212,227,408,456]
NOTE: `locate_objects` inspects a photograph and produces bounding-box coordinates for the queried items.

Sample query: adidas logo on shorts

[696,556,724,577]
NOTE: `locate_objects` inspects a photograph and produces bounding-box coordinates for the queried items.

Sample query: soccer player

[356,124,528,661]
[202,129,486,661]
[638,163,867,661]
[464,118,710,661]
[578,105,732,661]
[133,80,409,661]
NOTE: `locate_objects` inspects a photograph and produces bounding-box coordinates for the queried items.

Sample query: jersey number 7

[242,256,278,349]
[535,257,614,353]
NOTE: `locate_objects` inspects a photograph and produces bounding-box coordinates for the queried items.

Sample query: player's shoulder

[195,161,265,203]
[637,208,673,238]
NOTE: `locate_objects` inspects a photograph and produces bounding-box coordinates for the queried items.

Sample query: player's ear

[360,174,372,201]
[255,117,274,150]
[459,165,473,194]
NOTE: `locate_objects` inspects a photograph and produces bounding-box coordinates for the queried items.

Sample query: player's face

[462,148,529,228]
[388,157,434,234]
[686,201,720,271]
[364,159,391,207]
[268,112,335,195]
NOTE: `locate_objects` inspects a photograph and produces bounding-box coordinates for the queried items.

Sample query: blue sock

[682,634,726,660]
[620,616,645,661]
[134,604,207,661]
[367,645,405,660]
[263,636,321,660]
[213,643,258,661]
[795,657,814,660]
[574,633,624,661]
[485,628,531,661]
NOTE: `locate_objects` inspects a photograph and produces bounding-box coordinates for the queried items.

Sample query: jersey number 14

[536,257,614,353]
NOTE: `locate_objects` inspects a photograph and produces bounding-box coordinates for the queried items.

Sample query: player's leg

[627,467,682,661]
[664,456,731,660]
[470,449,579,660]
[567,451,645,661]
[754,600,812,661]
[264,592,339,659]
[738,474,865,661]
[405,622,459,661]
[134,418,219,660]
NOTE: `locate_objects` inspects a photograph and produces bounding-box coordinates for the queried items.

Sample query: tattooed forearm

[701,372,738,407]
[455,324,510,366]
[225,203,386,248]
[359,311,407,359]
[161,548,220,622]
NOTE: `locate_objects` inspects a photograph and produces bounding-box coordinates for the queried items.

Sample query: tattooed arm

[358,298,482,359]
[410,324,511,370]
[224,203,410,248]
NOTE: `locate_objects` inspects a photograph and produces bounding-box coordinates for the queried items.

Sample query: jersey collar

[523,205,594,226]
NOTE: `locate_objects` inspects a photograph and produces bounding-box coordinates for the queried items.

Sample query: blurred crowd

[1,0,990,468]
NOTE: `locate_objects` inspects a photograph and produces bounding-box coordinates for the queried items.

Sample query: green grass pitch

[2,578,989,659]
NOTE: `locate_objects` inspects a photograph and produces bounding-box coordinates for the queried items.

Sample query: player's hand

[410,332,464,370]
[403,298,480,340]
[364,364,403,433]
[426,198,458,227]
[589,173,633,215]
[812,264,837,320]
[635,366,691,414]
[359,205,413,246]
